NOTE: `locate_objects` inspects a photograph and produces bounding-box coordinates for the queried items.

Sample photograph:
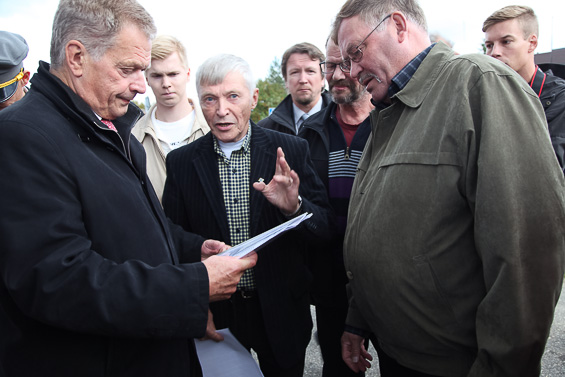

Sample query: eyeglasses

[319,61,349,75]
[340,14,392,72]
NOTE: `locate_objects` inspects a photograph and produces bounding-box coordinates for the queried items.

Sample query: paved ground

[303,289,565,376]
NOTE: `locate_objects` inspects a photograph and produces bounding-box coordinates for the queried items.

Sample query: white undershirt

[218,126,249,159]
[151,109,195,155]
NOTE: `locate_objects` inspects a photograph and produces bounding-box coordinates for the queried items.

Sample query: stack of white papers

[219,212,313,258]
[195,329,264,377]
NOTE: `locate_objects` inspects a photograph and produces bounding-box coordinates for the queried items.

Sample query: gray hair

[331,0,428,43]
[195,54,256,98]
[50,0,156,69]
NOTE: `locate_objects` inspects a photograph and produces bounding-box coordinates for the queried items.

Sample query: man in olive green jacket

[333,1,565,376]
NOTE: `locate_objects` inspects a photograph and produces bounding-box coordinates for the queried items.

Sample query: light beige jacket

[132,98,210,202]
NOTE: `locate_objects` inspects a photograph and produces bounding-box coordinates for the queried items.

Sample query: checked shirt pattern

[214,128,255,290]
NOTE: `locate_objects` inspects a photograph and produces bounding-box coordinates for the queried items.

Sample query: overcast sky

[2,0,564,104]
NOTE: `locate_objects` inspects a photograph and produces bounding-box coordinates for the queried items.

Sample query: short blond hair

[482,5,538,39]
[150,35,189,70]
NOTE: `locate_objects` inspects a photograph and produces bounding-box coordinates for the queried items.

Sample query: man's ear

[65,40,87,77]
[21,70,31,86]
[528,34,538,53]
[391,12,408,42]
[251,87,259,109]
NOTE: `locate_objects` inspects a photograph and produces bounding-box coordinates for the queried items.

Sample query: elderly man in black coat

[163,53,333,377]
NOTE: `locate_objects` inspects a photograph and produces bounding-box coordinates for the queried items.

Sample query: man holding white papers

[162,54,332,377]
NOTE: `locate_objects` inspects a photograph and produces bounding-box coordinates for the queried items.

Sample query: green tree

[132,99,146,112]
[251,57,287,123]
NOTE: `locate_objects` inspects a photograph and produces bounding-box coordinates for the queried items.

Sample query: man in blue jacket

[0,1,255,376]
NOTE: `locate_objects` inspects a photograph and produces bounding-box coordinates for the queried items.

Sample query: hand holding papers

[219,212,313,258]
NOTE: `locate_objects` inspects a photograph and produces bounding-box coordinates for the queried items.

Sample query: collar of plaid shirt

[213,125,255,290]
[388,43,435,98]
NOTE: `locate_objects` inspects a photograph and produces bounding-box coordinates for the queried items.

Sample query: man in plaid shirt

[163,54,332,377]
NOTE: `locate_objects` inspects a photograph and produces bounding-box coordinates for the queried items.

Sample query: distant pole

[144,96,151,110]
[551,15,554,51]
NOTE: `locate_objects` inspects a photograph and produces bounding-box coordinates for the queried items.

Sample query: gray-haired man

[163,54,332,377]
[0,1,255,376]
[333,0,565,376]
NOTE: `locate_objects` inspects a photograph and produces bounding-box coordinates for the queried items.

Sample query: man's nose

[162,75,171,88]
[489,43,501,57]
[350,62,361,80]
[333,66,347,80]
[131,70,146,94]
[216,97,229,116]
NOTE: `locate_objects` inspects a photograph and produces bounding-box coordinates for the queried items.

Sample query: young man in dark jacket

[484,5,565,172]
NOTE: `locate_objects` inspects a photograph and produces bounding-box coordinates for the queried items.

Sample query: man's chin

[109,106,129,119]
[295,95,315,107]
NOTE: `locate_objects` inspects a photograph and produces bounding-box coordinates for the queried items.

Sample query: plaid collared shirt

[213,125,255,290]
[388,43,435,98]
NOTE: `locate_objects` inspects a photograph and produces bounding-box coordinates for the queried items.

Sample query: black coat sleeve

[0,119,209,339]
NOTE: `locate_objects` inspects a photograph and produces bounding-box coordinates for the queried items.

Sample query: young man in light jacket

[133,35,209,202]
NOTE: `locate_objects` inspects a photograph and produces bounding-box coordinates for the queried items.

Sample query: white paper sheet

[195,328,264,377]
[218,212,313,258]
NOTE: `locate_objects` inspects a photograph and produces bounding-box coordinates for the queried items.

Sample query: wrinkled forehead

[325,42,342,62]
[337,16,369,55]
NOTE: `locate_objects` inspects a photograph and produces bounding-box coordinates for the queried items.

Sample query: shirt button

[346,271,353,280]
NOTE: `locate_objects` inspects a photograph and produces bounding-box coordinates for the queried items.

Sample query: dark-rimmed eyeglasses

[319,61,349,75]
[340,14,392,72]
